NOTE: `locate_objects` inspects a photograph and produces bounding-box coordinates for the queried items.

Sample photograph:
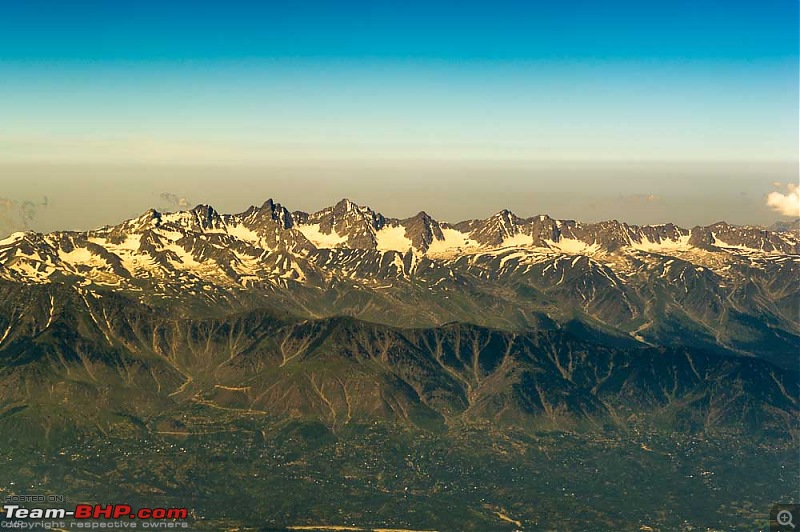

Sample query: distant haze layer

[0,160,796,238]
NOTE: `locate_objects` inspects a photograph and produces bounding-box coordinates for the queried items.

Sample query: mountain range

[0,198,797,529]
[1,198,797,367]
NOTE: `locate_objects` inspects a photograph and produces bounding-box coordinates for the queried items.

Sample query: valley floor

[0,419,796,531]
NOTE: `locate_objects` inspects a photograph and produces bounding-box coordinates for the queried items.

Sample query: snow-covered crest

[0,198,797,290]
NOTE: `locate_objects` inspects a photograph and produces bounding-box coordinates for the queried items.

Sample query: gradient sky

[0,0,797,234]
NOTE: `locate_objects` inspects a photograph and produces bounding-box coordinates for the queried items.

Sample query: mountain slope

[0,284,796,440]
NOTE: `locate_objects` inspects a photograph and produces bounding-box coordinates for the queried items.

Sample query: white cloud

[766,183,800,217]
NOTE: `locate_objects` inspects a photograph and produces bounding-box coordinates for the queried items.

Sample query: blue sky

[1,1,795,62]
[0,0,797,231]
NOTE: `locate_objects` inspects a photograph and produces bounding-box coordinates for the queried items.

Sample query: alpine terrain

[0,198,797,530]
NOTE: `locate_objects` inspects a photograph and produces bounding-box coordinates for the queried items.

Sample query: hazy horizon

[0,159,797,237]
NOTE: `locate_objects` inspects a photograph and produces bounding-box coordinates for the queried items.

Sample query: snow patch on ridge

[546,238,600,255]
[0,232,27,247]
[376,225,412,252]
[631,234,691,252]
[711,233,765,253]
[426,228,478,256]
[296,224,348,249]
[500,233,534,248]
[59,247,99,266]
[227,224,261,245]
[165,244,202,268]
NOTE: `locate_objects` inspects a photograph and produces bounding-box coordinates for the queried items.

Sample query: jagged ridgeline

[0,199,797,529]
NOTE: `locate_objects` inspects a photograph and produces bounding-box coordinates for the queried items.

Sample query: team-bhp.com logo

[3,504,188,520]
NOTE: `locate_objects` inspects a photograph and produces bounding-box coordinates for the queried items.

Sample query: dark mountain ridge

[0,283,795,442]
